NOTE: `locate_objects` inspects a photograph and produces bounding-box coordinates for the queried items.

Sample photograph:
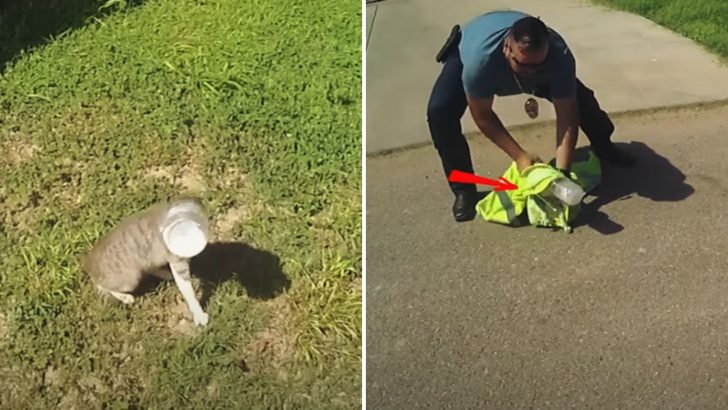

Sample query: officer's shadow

[568,142,694,234]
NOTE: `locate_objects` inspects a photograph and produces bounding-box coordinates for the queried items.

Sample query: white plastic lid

[163,219,207,258]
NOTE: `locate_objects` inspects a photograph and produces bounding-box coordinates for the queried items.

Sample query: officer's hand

[516,152,542,173]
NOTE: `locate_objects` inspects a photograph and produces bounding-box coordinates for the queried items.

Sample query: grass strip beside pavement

[594,0,728,60]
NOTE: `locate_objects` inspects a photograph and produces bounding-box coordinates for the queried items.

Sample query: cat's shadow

[193,241,291,305]
[137,242,291,305]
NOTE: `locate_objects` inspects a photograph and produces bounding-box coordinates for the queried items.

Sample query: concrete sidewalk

[366,0,728,154]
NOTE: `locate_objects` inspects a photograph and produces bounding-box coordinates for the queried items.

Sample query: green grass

[593,0,728,60]
[0,0,361,408]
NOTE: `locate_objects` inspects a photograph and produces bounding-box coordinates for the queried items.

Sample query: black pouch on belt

[435,25,461,63]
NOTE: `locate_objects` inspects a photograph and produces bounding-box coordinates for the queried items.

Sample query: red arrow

[447,170,518,191]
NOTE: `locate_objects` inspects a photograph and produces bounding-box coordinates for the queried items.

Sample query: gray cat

[81,197,210,326]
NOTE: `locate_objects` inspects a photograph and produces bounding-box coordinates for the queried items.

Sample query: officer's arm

[466,94,528,163]
[553,87,579,171]
[552,48,580,172]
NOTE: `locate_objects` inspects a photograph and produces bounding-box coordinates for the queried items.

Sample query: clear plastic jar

[161,199,210,258]
[548,177,585,206]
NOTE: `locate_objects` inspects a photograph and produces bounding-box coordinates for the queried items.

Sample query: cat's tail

[79,252,94,275]
[79,253,100,286]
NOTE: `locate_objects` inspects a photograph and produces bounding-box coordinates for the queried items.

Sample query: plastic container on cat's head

[161,198,210,258]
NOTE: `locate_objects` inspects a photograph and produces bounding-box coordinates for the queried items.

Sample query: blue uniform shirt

[458,10,576,100]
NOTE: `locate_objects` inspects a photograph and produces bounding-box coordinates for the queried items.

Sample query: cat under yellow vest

[475,152,602,232]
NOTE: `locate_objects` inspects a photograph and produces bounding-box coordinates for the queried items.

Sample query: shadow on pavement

[572,141,695,234]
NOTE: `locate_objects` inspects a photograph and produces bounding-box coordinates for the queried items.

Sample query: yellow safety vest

[475,152,602,232]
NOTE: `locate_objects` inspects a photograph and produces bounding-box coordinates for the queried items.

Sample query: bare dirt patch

[143,165,175,181]
[135,278,208,337]
[310,186,361,249]
[4,201,38,234]
[214,205,251,239]
[57,387,82,410]
[244,295,295,372]
[167,297,198,336]
[143,164,206,193]
[209,167,259,239]
[177,165,206,193]
[0,312,9,344]
[1,139,38,165]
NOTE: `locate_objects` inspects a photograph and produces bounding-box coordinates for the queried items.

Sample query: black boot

[452,191,477,222]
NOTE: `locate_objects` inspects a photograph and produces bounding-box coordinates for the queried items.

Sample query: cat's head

[162,196,209,258]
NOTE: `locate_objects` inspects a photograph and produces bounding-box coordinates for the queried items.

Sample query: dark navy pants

[426,49,615,194]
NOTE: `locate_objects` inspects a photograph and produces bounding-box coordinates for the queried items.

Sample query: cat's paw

[117,293,135,305]
[104,288,134,305]
[193,312,209,327]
